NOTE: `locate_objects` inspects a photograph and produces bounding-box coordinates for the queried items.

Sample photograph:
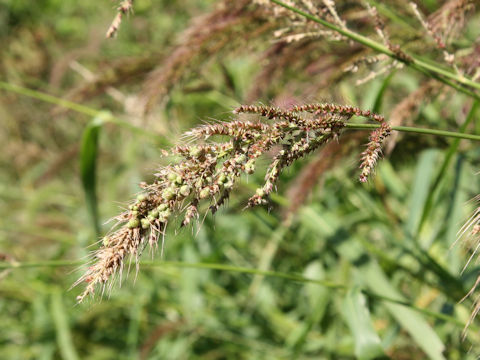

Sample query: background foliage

[1,0,480,359]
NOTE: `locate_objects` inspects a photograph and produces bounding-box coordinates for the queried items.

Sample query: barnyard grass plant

[3,0,480,357]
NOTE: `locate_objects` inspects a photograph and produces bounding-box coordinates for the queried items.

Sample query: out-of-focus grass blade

[358,72,394,113]
[445,157,468,273]
[373,72,395,113]
[416,101,479,239]
[247,223,289,303]
[126,299,143,358]
[80,109,166,237]
[80,112,109,236]
[378,160,407,199]
[180,245,205,319]
[405,149,438,241]
[51,290,79,360]
[287,261,330,352]
[342,288,386,360]
[363,261,446,360]
[1,257,468,328]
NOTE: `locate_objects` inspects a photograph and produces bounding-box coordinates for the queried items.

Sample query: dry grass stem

[106,0,134,38]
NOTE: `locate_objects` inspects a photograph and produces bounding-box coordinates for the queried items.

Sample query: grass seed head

[75,103,389,302]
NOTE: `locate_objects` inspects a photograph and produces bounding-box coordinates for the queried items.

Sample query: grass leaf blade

[80,113,108,236]
[51,290,79,360]
[342,287,387,360]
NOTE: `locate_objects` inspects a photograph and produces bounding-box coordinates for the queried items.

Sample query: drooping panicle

[75,102,389,301]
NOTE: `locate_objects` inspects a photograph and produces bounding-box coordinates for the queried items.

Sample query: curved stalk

[0,259,473,328]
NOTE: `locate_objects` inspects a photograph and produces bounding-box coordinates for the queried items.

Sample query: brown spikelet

[359,122,391,183]
[106,0,134,38]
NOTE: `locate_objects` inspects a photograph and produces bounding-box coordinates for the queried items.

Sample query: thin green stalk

[3,81,478,142]
[269,0,480,100]
[0,259,345,287]
[344,123,480,141]
[0,81,99,117]
[0,81,162,143]
[144,261,344,288]
[0,260,84,269]
[0,259,473,329]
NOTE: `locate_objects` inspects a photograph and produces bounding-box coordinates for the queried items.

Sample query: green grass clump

[1,1,480,359]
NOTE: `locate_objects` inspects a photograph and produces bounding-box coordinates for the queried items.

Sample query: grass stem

[0,259,473,329]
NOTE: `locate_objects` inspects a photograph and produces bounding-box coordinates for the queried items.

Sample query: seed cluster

[75,103,390,302]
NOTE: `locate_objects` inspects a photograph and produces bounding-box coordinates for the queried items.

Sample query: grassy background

[1,1,480,359]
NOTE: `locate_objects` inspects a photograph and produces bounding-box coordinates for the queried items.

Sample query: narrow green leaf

[363,261,446,360]
[378,160,407,199]
[50,290,79,360]
[80,113,108,236]
[405,149,438,241]
[373,72,395,113]
[444,156,468,273]
[342,288,386,360]
[180,245,205,316]
[287,261,330,351]
[416,101,479,238]
[126,300,143,358]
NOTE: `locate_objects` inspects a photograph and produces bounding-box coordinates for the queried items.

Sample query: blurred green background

[1,0,480,359]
